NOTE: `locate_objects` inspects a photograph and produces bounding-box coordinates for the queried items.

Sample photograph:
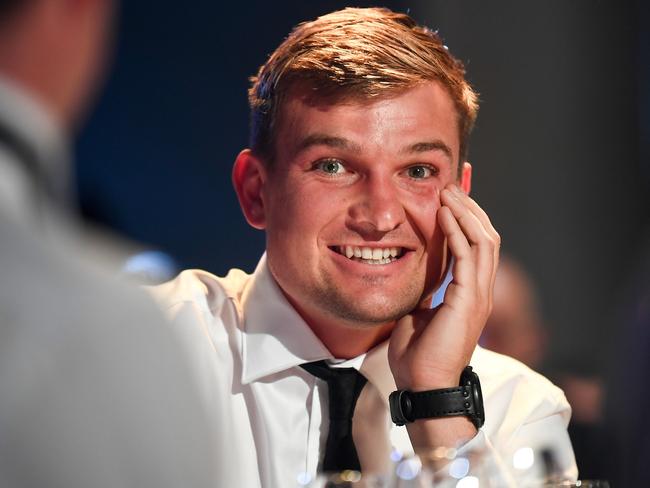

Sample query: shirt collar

[359,341,396,405]
[238,254,399,406]
[239,254,332,384]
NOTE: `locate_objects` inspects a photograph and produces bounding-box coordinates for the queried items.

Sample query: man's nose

[346,175,406,238]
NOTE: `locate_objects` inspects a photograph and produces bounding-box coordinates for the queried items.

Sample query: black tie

[301,360,368,472]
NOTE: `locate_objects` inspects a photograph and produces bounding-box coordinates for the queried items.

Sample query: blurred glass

[297,444,610,487]
[300,445,500,487]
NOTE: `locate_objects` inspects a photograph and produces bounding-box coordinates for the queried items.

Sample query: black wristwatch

[389,366,485,429]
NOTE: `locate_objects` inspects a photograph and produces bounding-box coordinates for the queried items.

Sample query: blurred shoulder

[150,267,252,317]
[472,346,570,421]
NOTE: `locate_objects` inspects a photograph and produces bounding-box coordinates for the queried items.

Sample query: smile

[332,245,405,265]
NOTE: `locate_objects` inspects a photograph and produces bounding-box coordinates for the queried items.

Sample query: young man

[155,7,577,486]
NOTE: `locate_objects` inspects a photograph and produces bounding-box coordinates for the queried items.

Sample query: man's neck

[284,293,395,359]
[311,320,395,359]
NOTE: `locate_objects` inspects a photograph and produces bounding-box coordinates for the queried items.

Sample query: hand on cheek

[389,177,500,392]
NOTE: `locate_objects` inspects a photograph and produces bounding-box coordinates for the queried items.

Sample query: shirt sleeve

[388,349,579,486]
[452,410,578,486]
[439,349,579,486]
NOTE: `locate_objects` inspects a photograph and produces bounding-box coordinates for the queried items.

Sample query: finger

[455,187,499,242]
[441,188,490,247]
[449,185,500,247]
[437,204,475,291]
[440,189,495,293]
[450,184,500,255]
[453,188,501,299]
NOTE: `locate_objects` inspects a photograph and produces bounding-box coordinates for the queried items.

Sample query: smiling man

[247,81,458,357]
[154,7,577,486]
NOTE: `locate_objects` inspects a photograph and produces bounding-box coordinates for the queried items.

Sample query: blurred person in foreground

[0,1,216,486]
[153,7,577,486]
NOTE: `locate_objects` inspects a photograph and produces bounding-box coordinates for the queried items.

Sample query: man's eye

[406,165,436,179]
[314,159,346,175]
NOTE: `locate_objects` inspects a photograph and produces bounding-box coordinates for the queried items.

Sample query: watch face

[389,390,406,426]
[400,391,413,422]
[462,367,485,428]
[389,390,414,426]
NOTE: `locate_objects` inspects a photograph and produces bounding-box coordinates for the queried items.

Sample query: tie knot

[301,361,367,421]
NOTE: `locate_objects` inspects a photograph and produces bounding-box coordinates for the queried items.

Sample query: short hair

[248,7,479,168]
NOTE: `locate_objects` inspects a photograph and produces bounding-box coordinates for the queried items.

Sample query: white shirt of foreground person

[0,76,217,487]
[153,254,578,487]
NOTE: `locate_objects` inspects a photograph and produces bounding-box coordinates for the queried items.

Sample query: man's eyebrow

[401,140,453,163]
[296,133,362,154]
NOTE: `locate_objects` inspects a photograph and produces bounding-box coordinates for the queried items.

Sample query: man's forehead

[281,82,418,115]
[275,81,461,163]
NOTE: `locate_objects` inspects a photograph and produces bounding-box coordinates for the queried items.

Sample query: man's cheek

[403,195,440,232]
[410,188,442,219]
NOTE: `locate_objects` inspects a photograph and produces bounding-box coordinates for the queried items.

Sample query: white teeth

[336,245,404,264]
[345,246,354,258]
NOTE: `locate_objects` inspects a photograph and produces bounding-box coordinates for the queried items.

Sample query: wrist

[395,368,464,392]
[408,416,477,448]
[390,366,485,430]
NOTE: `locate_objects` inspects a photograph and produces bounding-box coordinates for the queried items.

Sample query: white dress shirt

[153,254,578,487]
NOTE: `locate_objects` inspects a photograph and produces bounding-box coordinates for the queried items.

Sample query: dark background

[76,0,648,480]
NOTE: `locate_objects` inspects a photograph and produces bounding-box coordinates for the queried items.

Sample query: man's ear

[232,149,267,229]
[460,162,472,194]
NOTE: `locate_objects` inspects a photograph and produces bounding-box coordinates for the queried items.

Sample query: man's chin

[317,293,421,328]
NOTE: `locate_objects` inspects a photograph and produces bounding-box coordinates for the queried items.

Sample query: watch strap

[389,366,484,428]
[408,386,474,419]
